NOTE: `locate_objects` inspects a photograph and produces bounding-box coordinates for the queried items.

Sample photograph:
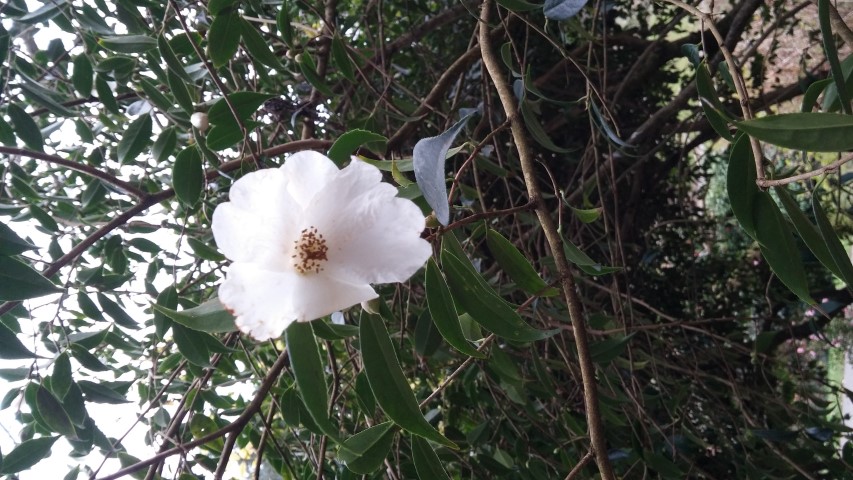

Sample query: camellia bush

[2,0,853,478]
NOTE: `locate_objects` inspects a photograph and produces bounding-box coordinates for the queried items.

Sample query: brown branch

[478,3,615,478]
[96,349,290,480]
[757,153,853,188]
[0,147,146,198]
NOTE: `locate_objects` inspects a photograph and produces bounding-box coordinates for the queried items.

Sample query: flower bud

[425,213,440,228]
[191,112,209,133]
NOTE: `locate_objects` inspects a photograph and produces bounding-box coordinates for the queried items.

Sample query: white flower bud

[191,112,209,133]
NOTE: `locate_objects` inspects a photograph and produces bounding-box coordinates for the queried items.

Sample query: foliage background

[1,0,853,478]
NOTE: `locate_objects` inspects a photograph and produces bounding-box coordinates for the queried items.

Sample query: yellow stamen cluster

[292,226,329,274]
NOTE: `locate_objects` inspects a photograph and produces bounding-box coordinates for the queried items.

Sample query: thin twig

[478,2,615,478]
[757,153,853,188]
[564,450,595,480]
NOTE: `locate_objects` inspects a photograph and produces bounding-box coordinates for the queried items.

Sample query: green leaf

[312,320,360,340]
[331,34,355,82]
[441,250,556,342]
[77,380,130,404]
[496,0,542,12]
[412,435,452,480]
[36,385,75,436]
[117,115,152,163]
[96,293,138,329]
[561,239,621,276]
[187,237,226,262]
[69,344,110,372]
[171,323,211,366]
[359,313,457,449]
[152,127,178,163]
[158,34,191,81]
[277,2,294,46]
[51,353,72,398]
[208,91,273,126]
[425,259,486,358]
[328,129,388,166]
[726,133,760,239]
[7,103,44,151]
[207,12,242,68]
[297,53,334,96]
[17,73,76,117]
[339,422,396,474]
[72,55,93,97]
[753,193,814,304]
[520,101,571,153]
[486,229,559,296]
[812,195,853,287]
[0,222,37,255]
[169,71,195,114]
[0,257,61,300]
[152,298,236,334]
[819,0,851,114]
[802,78,833,113]
[569,205,602,224]
[736,113,853,152]
[776,188,845,282]
[0,437,59,474]
[285,322,345,444]
[173,146,204,205]
[695,63,734,141]
[589,334,635,364]
[208,0,238,15]
[0,322,38,359]
[96,75,120,114]
[240,19,282,70]
[98,35,157,53]
[138,77,172,112]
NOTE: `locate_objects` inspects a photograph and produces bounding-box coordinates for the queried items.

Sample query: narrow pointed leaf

[240,19,282,70]
[339,422,396,474]
[96,293,138,329]
[297,53,334,96]
[7,103,43,151]
[776,187,843,281]
[285,322,345,444]
[171,323,211,366]
[331,35,355,82]
[51,353,72,398]
[158,34,192,82]
[425,259,486,358]
[208,91,273,126]
[753,194,814,304]
[695,63,734,141]
[36,385,75,437]
[0,223,37,255]
[207,12,242,68]
[486,229,559,296]
[117,115,152,163]
[72,55,93,97]
[359,314,457,449]
[412,436,452,480]
[727,133,760,239]
[735,113,853,152]
[520,101,571,153]
[152,298,236,333]
[413,112,475,225]
[0,257,61,300]
[562,239,621,276]
[813,195,853,286]
[0,322,38,359]
[98,35,157,53]
[0,437,59,474]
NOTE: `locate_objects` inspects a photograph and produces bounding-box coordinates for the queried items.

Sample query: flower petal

[212,168,302,265]
[310,161,431,285]
[280,150,340,208]
[219,263,377,340]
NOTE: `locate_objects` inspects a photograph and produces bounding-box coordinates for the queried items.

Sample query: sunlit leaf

[0,437,59,474]
[736,113,853,152]
[328,130,387,166]
[36,385,75,436]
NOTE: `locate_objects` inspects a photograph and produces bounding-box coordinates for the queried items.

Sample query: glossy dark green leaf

[51,353,72,398]
[589,334,635,364]
[753,193,814,304]
[736,113,853,152]
[95,75,120,114]
[486,229,559,296]
[413,112,475,225]
[328,129,387,166]
[77,380,130,404]
[0,116,15,146]
[173,146,204,205]
[726,133,760,239]
[311,320,360,340]
[285,321,345,443]
[277,3,294,46]
[240,19,282,70]
[138,77,172,112]
[208,0,238,15]
[297,53,334,96]
[562,239,621,276]
[96,293,138,329]
[152,298,236,334]
[0,223,37,255]
[7,103,43,151]
[0,257,60,300]
[117,115,152,163]
[158,34,191,82]
[98,35,157,53]
[441,250,556,342]
[207,12,242,68]
[171,323,211,366]
[425,259,485,358]
[802,79,832,113]
[69,344,110,372]
[17,74,76,117]
[412,435,452,480]
[520,101,571,153]
[819,0,851,114]
[187,237,225,262]
[0,322,38,359]
[168,70,194,114]
[812,195,853,287]
[0,436,59,474]
[339,422,395,474]
[208,91,273,126]
[359,313,457,449]
[152,127,177,163]
[695,63,734,141]
[36,385,75,436]
[72,55,93,97]
[775,187,843,282]
[331,35,355,82]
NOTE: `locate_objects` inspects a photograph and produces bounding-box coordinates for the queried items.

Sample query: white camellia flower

[212,150,432,340]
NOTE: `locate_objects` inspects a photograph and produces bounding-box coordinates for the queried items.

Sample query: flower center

[291,226,329,274]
